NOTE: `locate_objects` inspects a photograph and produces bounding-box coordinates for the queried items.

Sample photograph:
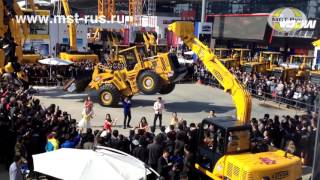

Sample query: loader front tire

[137,70,161,95]
[98,84,121,107]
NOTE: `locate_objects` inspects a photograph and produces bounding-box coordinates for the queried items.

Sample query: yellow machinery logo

[268,7,307,32]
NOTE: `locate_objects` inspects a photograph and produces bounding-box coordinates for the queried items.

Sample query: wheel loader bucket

[168,21,194,38]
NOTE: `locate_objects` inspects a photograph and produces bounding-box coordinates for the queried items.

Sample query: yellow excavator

[58,0,98,63]
[0,0,29,88]
[20,3,47,64]
[168,21,301,180]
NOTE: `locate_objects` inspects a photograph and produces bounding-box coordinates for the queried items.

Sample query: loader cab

[196,117,251,173]
[287,55,313,81]
[116,46,141,71]
[310,71,320,84]
[214,48,231,59]
[288,55,313,70]
[214,48,239,69]
[260,51,283,69]
[232,48,251,65]
[242,51,283,73]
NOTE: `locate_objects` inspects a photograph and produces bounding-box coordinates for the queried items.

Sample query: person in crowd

[132,137,148,163]
[169,163,181,180]
[81,128,94,149]
[110,130,121,150]
[157,149,172,179]
[153,97,165,128]
[208,109,216,118]
[84,96,93,111]
[148,135,163,170]
[9,155,23,180]
[60,134,76,148]
[45,133,59,152]
[183,145,196,180]
[123,97,132,129]
[170,112,179,127]
[104,113,116,133]
[137,116,149,133]
[78,101,94,133]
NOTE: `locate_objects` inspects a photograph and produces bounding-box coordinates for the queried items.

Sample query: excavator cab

[196,118,251,175]
[195,117,302,180]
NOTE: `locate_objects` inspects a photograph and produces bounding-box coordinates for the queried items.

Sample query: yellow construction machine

[310,39,320,84]
[0,0,30,88]
[214,48,241,69]
[168,21,302,180]
[287,55,313,81]
[242,51,283,73]
[232,48,251,66]
[134,31,168,56]
[20,8,48,64]
[88,46,187,106]
[58,0,98,63]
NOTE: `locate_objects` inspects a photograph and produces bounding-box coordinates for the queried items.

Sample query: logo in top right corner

[268,7,308,33]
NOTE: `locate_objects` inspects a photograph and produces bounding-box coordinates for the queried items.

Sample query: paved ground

[34,83,303,134]
[0,83,310,179]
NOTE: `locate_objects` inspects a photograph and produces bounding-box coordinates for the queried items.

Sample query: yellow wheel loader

[242,51,282,73]
[89,46,187,106]
[232,48,251,66]
[214,48,240,69]
[288,55,313,81]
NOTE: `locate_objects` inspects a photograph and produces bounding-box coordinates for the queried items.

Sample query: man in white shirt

[153,97,165,129]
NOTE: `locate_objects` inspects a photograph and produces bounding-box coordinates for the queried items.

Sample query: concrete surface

[34,83,303,134]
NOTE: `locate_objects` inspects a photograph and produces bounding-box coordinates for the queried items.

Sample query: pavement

[0,83,310,179]
[34,83,303,134]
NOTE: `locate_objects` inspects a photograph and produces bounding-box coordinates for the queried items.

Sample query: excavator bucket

[167,21,194,38]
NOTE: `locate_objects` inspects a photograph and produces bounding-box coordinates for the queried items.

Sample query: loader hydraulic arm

[61,0,77,51]
[168,22,252,123]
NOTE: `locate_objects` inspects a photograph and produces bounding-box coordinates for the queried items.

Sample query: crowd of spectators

[23,62,94,86]
[193,62,320,110]
[0,77,317,179]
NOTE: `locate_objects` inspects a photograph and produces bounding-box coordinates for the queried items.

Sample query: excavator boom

[61,0,77,51]
[168,21,251,123]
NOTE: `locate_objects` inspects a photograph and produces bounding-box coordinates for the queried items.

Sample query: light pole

[201,0,206,23]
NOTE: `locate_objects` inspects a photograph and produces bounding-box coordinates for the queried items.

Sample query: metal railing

[28,76,70,86]
[191,75,316,112]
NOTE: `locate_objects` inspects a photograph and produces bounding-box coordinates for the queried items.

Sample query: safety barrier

[191,75,317,112]
[28,76,70,86]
